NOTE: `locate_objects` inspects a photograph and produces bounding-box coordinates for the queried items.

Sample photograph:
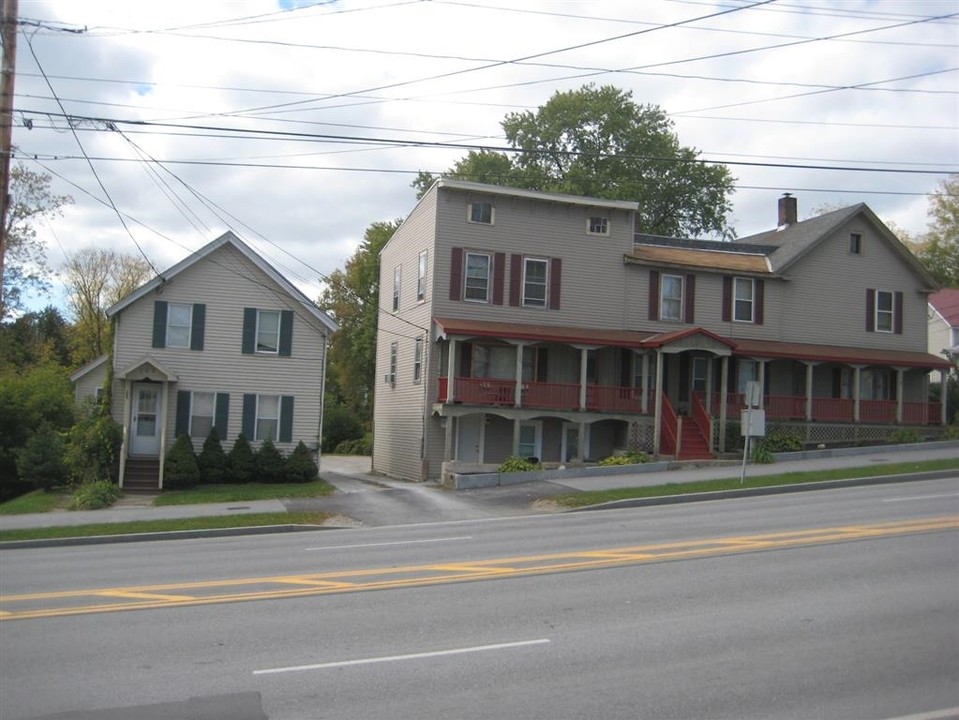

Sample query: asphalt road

[1,477,957,719]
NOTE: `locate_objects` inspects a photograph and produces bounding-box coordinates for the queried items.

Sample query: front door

[562,422,590,463]
[456,415,482,463]
[131,383,162,456]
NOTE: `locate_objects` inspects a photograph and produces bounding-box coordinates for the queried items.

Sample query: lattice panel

[628,419,655,451]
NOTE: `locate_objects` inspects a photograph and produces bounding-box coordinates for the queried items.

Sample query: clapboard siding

[112,243,329,454]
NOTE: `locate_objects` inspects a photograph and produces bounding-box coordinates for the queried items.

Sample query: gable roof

[69,353,109,383]
[106,231,339,333]
[436,179,639,212]
[929,288,959,328]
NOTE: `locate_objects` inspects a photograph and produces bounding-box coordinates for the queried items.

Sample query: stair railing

[691,392,713,453]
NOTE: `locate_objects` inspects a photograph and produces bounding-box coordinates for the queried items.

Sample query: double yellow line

[2,515,956,622]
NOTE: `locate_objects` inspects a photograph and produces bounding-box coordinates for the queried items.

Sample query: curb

[570,469,956,513]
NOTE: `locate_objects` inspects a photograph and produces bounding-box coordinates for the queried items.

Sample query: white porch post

[853,365,862,422]
[895,368,905,424]
[447,338,457,403]
[118,378,131,489]
[579,347,589,411]
[641,352,650,413]
[577,422,585,462]
[444,416,454,462]
[719,356,729,453]
[942,373,949,425]
[758,359,767,406]
[653,349,664,455]
[158,382,169,490]
[514,342,525,408]
[705,357,714,413]
[512,418,522,457]
[478,414,486,464]
[805,362,815,421]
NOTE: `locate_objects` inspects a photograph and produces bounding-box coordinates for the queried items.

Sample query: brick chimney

[778,193,797,227]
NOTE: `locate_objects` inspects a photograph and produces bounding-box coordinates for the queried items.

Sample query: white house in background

[928,288,959,382]
[72,231,338,491]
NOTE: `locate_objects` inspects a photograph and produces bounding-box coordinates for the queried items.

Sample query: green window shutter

[175,390,191,437]
[153,301,168,348]
[214,393,230,437]
[242,308,257,354]
[279,310,294,357]
[191,303,206,351]
[279,395,294,443]
[242,394,256,438]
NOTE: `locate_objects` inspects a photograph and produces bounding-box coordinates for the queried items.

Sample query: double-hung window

[255,395,279,442]
[875,290,893,332]
[166,303,193,348]
[464,252,491,302]
[733,277,755,322]
[413,337,423,383]
[256,310,280,353]
[388,341,398,385]
[469,202,493,225]
[660,274,683,321]
[190,391,215,439]
[523,258,548,308]
[392,267,401,311]
[417,250,427,302]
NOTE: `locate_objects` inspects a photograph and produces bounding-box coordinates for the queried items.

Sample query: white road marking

[881,493,959,503]
[880,708,959,720]
[304,535,472,551]
[253,638,551,675]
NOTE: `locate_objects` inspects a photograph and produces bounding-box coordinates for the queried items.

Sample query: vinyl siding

[928,313,954,382]
[111,243,329,455]
[74,362,108,405]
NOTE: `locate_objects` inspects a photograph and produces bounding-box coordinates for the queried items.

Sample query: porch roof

[731,338,954,370]
[625,244,772,275]
[434,317,652,348]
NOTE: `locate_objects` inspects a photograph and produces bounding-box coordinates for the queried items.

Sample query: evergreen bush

[16,423,69,491]
[197,427,229,484]
[227,433,255,484]
[255,437,284,483]
[164,434,200,490]
[69,480,120,510]
[285,441,319,483]
[63,412,123,486]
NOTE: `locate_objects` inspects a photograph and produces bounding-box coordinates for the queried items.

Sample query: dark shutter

[215,393,230,437]
[648,270,660,321]
[684,274,695,324]
[242,394,256,438]
[279,310,294,356]
[242,308,257,354]
[459,342,472,377]
[549,258,562,310]
[152,301,168,348]
[509,254,522,307]
[175,390,190,437]
[449,248,463,301]
[279,396,294,443]
[865,289,875,332]
[755,279,765,325]
[492,252,505,305]
[722,277,732,322]
[678,354,689,402]
[191,303,206,351]
[894,291,903,334]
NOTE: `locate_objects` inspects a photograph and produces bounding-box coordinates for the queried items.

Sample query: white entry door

[456,415,482,463]
[561,423,590,463]
[131,383,162,456]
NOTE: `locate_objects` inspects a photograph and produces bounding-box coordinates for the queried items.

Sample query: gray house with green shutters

[75,231,339,490]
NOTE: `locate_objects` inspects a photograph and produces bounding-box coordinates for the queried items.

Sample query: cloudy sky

[9,0,958,312]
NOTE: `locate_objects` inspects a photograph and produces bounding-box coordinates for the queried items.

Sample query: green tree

[164,435,200,490]
[227,433,255,483]
[318,219,401,422]
[914,175,959,287]
[0,306,72,370]
[62,248,152,365]
[197,427,228,484]
[414,85,736,239]
[1,163,73,318]
[254,437,284,483]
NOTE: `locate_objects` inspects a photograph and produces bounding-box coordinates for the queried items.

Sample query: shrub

[255,437,284,483]
[333,433,372,455]
[498,456,542,473]
[62,412,123,486]
[598,450,649,466]
[760,431,803,453]
[751,442,775,464]
[197,427,228,484]
[322,405,365,452]
[228,433,255,483]
[164,434,200,490]
[888,428,922,444]
[285,441,319,483]
[16,424,69,491]
[69,480,120,511]
[943,423,959,440]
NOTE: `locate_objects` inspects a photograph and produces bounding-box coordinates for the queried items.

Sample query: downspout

[316,333,328,473]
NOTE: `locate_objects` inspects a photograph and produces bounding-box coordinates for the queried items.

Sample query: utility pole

[0,0,17,315]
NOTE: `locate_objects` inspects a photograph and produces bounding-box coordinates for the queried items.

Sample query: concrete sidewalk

[1,441,956,534]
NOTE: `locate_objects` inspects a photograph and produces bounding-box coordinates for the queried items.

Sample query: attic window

[849,233,862,255]
[469,202,494,225]
[587,216,609,235]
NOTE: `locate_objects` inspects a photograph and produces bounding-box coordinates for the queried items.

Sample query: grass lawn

[0,489,71,515]
[0,511,334,543]
[153,478,335,505]
[553,457,959,508]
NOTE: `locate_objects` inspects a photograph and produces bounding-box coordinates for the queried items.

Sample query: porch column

[704,357,713,414]
[853,365,862,422]
[579,347,588,411]
[447,339,457,403]
[514,342,525,408]
[478,414,486,464]
[758,359,767,405]
[641,352,650,414]
[804,362,815,421]
[577,422,586,463]
[942,373,949,425]
[895,368,905,424]
[653,349,664,455]
[118,378,131,489]
[719,356,729,453]
[444,416,453,462]
[158,382,169,490]
[513,418,522,457]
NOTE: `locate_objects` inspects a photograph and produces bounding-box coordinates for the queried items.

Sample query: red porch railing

[522,381,580,410]
[453,377,516,405]
[861,399,897,424]
[660,393,678,456]
[586,385,644,412]
[691,393,712,452]
[764,394,806,420]
[811,397,854,422]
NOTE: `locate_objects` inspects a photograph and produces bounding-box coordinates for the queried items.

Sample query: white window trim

[255,309,280,354]
[587,216,609,236]
[387,341,398,386]
[166,302,193,349]
[733,277,755,323]
[413,336,423,384]
[468,201,494,225]
[392,266,401,312]
[561,422,591,463]
[255,394,280,442]
[875,289,894,333]
[417,250,428,302]
[522,257,549,308]
[464,251,491,303]
[190,391,215,438]
[850,233,863,255]
[660,274,684,322]
[518,421,543,460]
